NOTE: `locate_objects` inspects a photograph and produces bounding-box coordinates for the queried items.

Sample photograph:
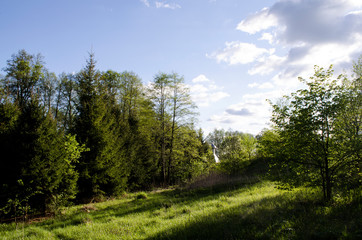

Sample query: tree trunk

[325,156,332,201]
[168,114,175,184]
[320,167,326,201]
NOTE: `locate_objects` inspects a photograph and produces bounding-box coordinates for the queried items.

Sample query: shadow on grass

[29,175,264,234]
[2,158,269,237]
[8,158,361,239]
[147,192,362,240]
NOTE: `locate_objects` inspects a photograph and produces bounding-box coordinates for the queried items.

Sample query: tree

[269,65,360,200]
[1,51,85,217]
[171,127,211,183]
[332,59,362,191]
[55,73,77,131]
[3,49,43,108]
[206,129,226,151]
[219,135,244,173]
[167,73,197,184]
[73,53,126,199]
[39,70,57,114]
[149,73,172,184]
[112,71,159,190]
[149,72,198,184]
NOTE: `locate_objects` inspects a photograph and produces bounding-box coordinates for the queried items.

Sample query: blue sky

[1,0,362,135]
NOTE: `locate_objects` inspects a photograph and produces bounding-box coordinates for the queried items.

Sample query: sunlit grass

[1,179,361,239]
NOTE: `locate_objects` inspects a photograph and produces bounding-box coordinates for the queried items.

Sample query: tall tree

[112,71,159,190]
[167,73,197,184]
[3,49,43,108]
[55,73,77,131]
[73,53,126,199]
[1,51,85,216]
[269,65,361,200]
[332,58,362,190]
[149,72,198,184]
[39,70,57,114]
[149,73,172,184]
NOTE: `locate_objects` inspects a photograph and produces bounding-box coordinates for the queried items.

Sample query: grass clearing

[1,173,361,239]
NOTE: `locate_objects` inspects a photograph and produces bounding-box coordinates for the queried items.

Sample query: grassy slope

[1,161,361,240]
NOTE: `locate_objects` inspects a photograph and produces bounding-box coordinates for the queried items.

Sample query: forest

[0,49,361,223]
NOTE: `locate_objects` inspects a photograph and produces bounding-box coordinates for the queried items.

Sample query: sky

[1,0,362,135]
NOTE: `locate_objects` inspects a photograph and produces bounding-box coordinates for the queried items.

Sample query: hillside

[1,159,361,240]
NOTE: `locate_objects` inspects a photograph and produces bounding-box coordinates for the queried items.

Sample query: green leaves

[267,64,361,201]
[0,49,210,217]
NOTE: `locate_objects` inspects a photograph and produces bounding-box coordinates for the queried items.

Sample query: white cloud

[236,7,278,34]
[140,0,150,7]
[213,0,362,85]
[207,90,288,135]
[290,34,362,67]
[259,32,275,44]
[264,0,362,45]
[155,1,181,9]
[141,0,181,9]
[192,74,210,83]
[248,54,286,76]
[189,75,229,107]
[209,41,274,65]
[248,82,274,89]
[207,0,362,134]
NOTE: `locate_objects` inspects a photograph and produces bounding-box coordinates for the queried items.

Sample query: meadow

[1,161,361,240]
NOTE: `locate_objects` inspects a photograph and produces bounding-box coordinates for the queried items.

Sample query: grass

[1,161,361,239]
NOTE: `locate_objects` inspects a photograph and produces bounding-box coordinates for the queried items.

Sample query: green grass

[1,164,361,239]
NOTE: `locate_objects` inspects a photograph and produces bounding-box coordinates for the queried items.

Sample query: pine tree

[1,51,84,216]
[73,53,127,200]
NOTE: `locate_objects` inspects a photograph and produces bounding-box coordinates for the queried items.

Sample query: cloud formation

[207,90,285,134]
[213,0,362,85]
[237,7,278,34]
[140,0,181,9]
[140,0,150,7]
[226,108,253,116]
[209,42,276,65]
[189,74,229,107]
[208,0,362,134]
[156,1,181,9]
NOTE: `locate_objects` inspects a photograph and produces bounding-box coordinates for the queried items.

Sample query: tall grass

[0,161,361,239]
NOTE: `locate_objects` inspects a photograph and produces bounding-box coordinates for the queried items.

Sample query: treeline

[0,49,360,219]
[0,50,213,218]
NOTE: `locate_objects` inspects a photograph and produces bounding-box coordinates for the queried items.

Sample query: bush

[135,192,148,200]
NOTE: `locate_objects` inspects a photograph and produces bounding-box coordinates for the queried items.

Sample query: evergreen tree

[73,53,127,200]
[1,51,85,217]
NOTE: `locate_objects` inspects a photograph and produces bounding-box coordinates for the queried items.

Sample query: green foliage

[4,49,44,108]
[135,192,148,200]
[148,72,201,185]
[55,73,77,131]
[207,129,257,174]
[267,64,361,200]
[0,49,214,218]
[73,53,127,199]
[0,100,86,217]
[0,51,87,218]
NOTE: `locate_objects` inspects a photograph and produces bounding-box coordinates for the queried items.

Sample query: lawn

[1,169,361,239]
